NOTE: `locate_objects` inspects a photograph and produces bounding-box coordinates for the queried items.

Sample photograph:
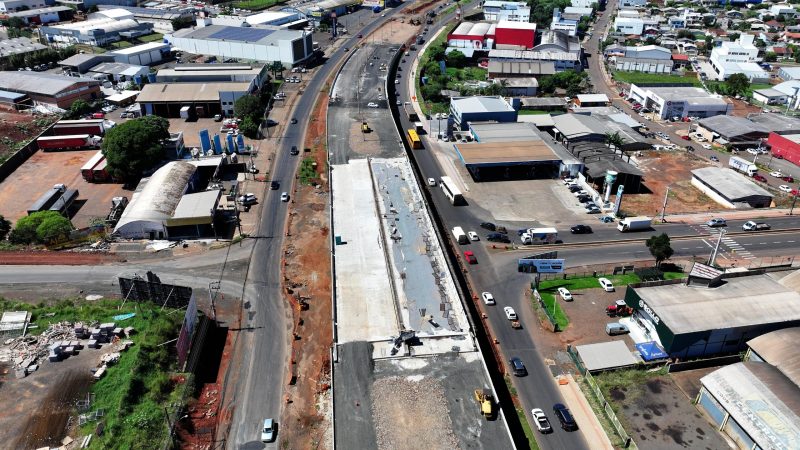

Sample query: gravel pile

[371,376,460,450]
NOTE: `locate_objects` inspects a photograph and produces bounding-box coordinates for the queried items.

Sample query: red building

[494,20,537,50]
[767,131,800,166]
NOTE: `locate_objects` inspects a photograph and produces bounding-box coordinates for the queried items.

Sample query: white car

[557,287,573,301]
[598,277,615,292]
[427,177,436,186]
[746,148,759,155]
[280,192,289,202]
[531,408,553,434]
[770,171,783,178]
[468,231,479,241]
[780,184,793,193]
[504,306,517,320]
[702,144,712,150]
[261,418,276,442]
[367,102,379,108]
[481,292,495,305]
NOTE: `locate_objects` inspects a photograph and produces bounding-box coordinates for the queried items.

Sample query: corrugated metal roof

[470,122,540,142]
[698,114,769,139]
[487,60,556,75]
[452,96,514,114]
[692,167,772,201]
[576,341,639,372]
[749,113,800,133]
[110,42,168,55]
[137,82,251,102]
[168,189,221,224]
[115,161,196,232]
[455,140,558,164]
[747,327,800,387]
[0,71,99,96]
[701,362,800,449]
[0,37,46,57]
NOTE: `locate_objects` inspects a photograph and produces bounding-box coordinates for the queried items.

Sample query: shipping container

[80,150,105,181]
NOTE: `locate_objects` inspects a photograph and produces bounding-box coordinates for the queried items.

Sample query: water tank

[133,74,143,85]
[147,73,156,83]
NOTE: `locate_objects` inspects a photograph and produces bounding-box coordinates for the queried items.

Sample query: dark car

[290,117,298,124]
[480,222,497,231]
[290,146,299,155]
[487,233,511,243]
[577,195,592,203]
[570,224,592,234]
[753,174,767,182]
[553,403,578,431]
[270,181,280,190]
[509,357,527,376]
[783,176,795,183]
[568,185,582,192]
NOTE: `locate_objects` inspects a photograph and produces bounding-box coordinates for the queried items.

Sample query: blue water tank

[213,134,223,155]
[133,74,143,85]
[147,73,156,83]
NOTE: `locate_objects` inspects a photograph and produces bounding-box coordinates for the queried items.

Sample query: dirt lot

[0,112,54,161]
[619,152,716,217]
[0,149,129,228]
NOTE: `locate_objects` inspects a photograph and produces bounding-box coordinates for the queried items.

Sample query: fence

[535,260,663,282]
[567,345,637,449]
[531,287,558,332]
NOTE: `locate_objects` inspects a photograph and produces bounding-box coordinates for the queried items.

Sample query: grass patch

[517,406,541,450]
[518,109,554,115]
[0,297,188,449]
[416,23,457,117]
[138,33,164,43]
[612,71,701,87]
[594,367,669,403]
[232,0,284,10]
[108,40,133,49]
[577,376,627,448]
[533,291,569,329]
[538,273,641,292]
[298,157,317,184]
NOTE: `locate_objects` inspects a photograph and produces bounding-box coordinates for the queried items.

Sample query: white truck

[617,216,652,232]
[729,156,757,177]
[520,227,558,245]
[452,226,469,244]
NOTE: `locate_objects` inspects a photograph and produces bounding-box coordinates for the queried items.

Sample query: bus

[439,176,464,205]
[407,129,423,149]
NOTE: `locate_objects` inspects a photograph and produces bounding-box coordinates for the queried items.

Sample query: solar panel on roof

[209,27,274,42]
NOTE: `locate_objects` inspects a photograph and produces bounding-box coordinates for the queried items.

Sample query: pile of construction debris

[0,321,135,379]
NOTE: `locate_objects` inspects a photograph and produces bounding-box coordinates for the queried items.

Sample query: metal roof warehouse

[623,272,800,358]
[691,167,773,209]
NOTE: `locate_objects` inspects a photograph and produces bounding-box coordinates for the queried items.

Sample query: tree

[646,233,674,267]
[69,99,91,118]
[101,116,170,181]
[427,43,446,64]
[269,61,284,80]
[604,132,625,152]
[9,211,72,245]
[677,29,695,40]
[239,116,259,139]
[445,49,467,68]
[725,73,750,97]
[0,214,10,241]
[765,51,778,62]
[234,95,263,122]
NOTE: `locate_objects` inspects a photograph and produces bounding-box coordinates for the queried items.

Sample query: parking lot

[0,149,128,229]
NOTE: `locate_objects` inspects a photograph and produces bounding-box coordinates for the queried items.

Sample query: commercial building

[574,94,609,107]
[488,49,580,72]
[623,270,800,359]
[492,77,537,95]
[97,5,195,33]
[482,1,529,22]
[304,0,361,25]
[609,45,673,73]
[695,115,769,146]
[0,71,100,110]
[691,167,773,209]
[628,84,732,119]
[447,22,496,55]
[87,61,148,82]
[7,6,72,24]
[778,65,800,80]
[41,15,152,46]
[752,87,790,106]
[449,96,518,130]
[168,25,313,66]
[766,131,800,166]
[156,63,268,91]
[0,0,49,12]
[487,60,557,77]
[136,81,253,117]
[495,20,536,49]
[113,160,225,240]
[0,37,47,66]
[196,10,306,29]
[614,16,644,35]
[749,112,800,133]
[108,42,169,66]
[698,327,800,450]
[710,34,768,81]
[551,8,578,36]
[757,80,800,109]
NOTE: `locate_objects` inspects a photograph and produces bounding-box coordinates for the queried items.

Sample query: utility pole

[660,186,669,223]
[708,229,726,267]
[208,281,220,323]
[791,192,799,216]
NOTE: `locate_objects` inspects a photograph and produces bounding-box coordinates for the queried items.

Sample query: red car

[681,135,690,140]
[753,174,767,182]
[783,176,795,183]
[464,250,477,264]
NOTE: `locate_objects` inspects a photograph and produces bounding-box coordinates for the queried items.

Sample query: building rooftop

[47,17,141,34]
[747,327,800,387]
[638,85,729,105]
[489,49,580,61]
[496,19,536,30]
[749,113,800,133]
[172,24,304,45]
[487,60,556,76]
[585,158,643,178]
[455,141,558,164]
[157,63,262,79]
[697,115,769,139]
[576,341,639,372]
[168,189,221,225]
[115,161,196,232]
[110,42,169,55]
[0,37,46,58]
[0,71,98,96]
[59,53,110,67]
[753,87,787,98]
[469,122,541,142]
[8,6,72,17]
[97,4,193,20]
[780,66,800,79]
[137,82,251,102]
[701,362,800,449]
[692,167,772,202]
[533,29,580,53]
[452,96,515,114]
[89,62,146,76]
[632,272,800,335]
[576,93,610,103]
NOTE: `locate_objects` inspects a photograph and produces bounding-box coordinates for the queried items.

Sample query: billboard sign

[518,258,565,273]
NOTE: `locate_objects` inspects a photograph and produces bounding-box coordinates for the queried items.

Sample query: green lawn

[517,407,541,450]
[108,41,133,49]
[138,33,164,43]
[233,0,285,10]
[534,291,570,330]
[612,71,702,87]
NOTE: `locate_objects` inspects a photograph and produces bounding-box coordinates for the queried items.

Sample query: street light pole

[708,229,726,267]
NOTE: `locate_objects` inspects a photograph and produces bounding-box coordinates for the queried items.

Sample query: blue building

[449,96,518,130]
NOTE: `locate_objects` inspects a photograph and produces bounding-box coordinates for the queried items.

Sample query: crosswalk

[695,224,756,260]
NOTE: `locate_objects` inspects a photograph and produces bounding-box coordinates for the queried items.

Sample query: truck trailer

[37,135,101,151]
[617,216,652,232]
[728,156,758,177]
[80,150,105,182]
[27,184,66,215]
[452,226,469,244]
[520,227,558,245]
[53,119,106,136]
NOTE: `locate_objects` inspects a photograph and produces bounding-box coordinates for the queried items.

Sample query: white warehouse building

[482,1,530,22]
[710,34,768,81]
[168,25,313,66]
[628,84,733,119]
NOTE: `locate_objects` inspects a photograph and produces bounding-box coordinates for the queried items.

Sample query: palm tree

[604,131,625,152]
[269,61,284,80]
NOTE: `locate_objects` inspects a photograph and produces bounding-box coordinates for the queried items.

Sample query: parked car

[468,231,479,241]
[598,216,615,223]
[509,357,527,376]
[606,323,630,335]
[770,171,784,178]
[261,418,276,442]
[290,146,300,155]
[746,148,760,155]
[481,292,495,305]
[237,193,257,205]
[504,306,517,320]
[598,277,615,292]
[706,218,727,227]
[753,174,767,182]
[780,185,793,193]
[480,222,496,231]
[782,176,795,183]
[570,224,592,234]
[531,409,553,434]
[367,102,379,108]
[742,221,770,231]
[553,404,578,431]
[702,144,712,150]
[464,250,477,264]
[586,206,601,214]
[557,287,573,301]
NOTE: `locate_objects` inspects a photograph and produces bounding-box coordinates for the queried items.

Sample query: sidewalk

[558,374,615,450]
[663,207,798,225]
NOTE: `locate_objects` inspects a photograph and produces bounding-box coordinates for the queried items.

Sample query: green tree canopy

[239,116,259,139]
[445,49,467,68]
[725,73,750,97]
[9,211,72,245]
[101,116,170,181]
[646,233,674,267]
[69,99,91,119]
[234,95,263,122]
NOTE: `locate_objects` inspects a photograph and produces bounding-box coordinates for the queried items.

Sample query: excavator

[473,389,495,419]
